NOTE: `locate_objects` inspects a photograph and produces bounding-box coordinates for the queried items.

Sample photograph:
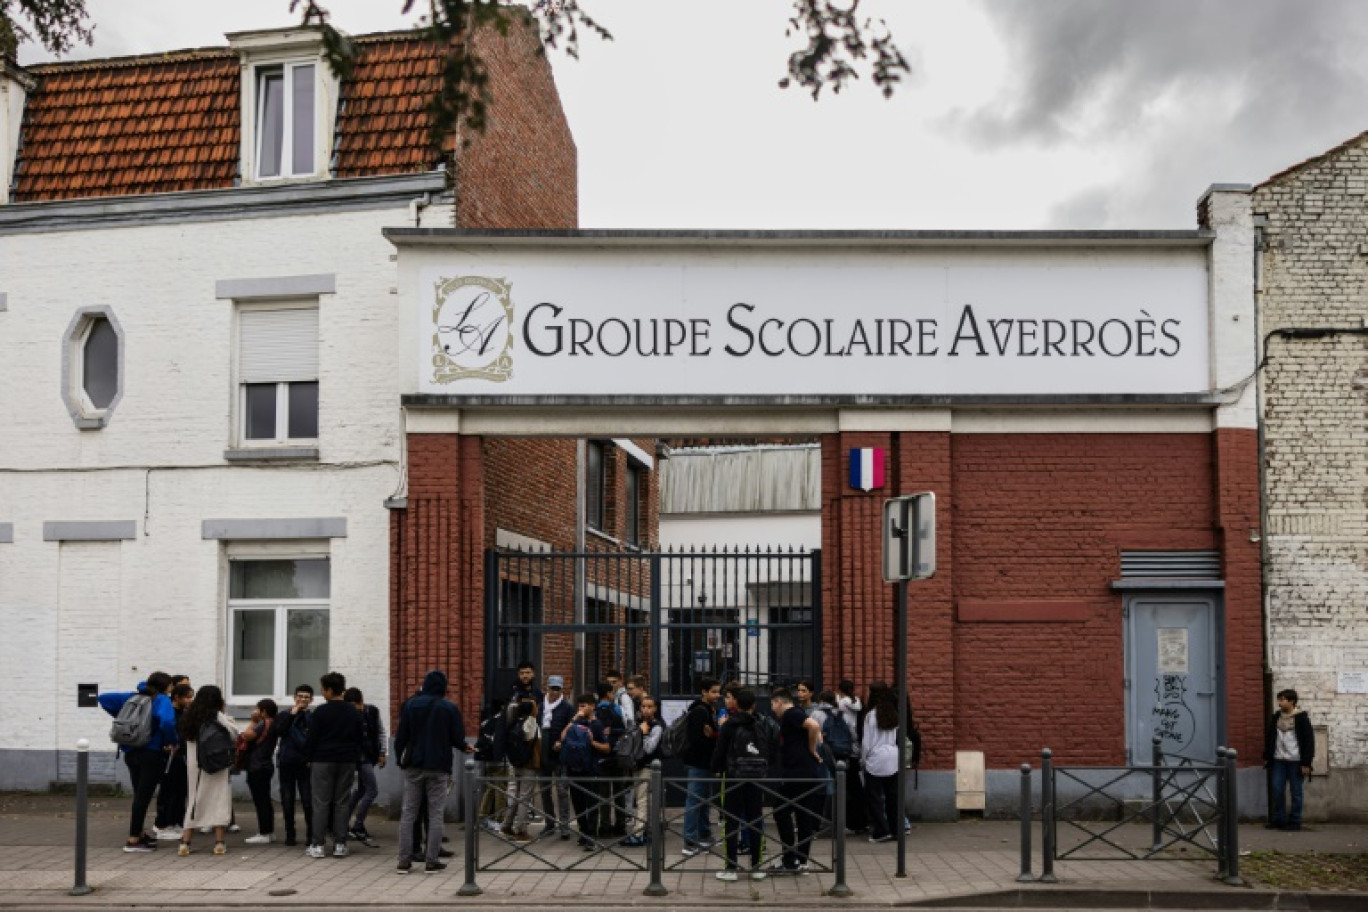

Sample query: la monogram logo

[431,276,514,384]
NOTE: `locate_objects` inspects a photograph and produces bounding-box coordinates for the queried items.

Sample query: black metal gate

[485,546,821,704]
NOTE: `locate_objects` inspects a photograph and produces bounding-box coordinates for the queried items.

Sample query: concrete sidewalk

[0,794,1365,909]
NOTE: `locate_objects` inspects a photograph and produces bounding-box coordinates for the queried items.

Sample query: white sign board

[1338,671,1368,694]
[416,256,1210,397]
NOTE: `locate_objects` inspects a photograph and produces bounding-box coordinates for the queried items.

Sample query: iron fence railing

[456,759,854,898]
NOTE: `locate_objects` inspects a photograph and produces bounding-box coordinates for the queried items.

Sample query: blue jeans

[683,765,715,845]
[1270,760,1304,827]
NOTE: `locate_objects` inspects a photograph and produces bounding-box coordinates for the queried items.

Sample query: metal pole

[1214,748,1229,879]
[1039,748,1056,883]
[1017,763,1033,882]
[1224,749,1243,886]
[69,739,92,897]
[458,759,483,896]
[829,761,853,898]
[644,761,667,897]
[895,577,908,879]
[1151,733,1164,852]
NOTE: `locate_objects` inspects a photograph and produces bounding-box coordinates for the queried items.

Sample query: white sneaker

[155,826,183,841]
[244,834,273,845]
[750,869,767,881]
[305,844,325,858]
[198,827,212,835]
[228,824,242,833]
[715,869,738,882]
[333,843,348,858]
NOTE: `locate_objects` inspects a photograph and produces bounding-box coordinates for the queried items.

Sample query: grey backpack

[109,693,155,748]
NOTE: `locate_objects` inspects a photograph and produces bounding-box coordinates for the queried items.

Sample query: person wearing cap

[538,675,575,838]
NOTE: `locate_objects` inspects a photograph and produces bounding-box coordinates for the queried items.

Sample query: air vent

[1120,550,1221,579]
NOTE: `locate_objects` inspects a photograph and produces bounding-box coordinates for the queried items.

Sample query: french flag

[849,447,885,492]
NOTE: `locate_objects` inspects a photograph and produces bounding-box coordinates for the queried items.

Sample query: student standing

[711,688,770,880]
[304,671,365,859]
[861,686,901,843]
[557,693,610,848]
[346,687,387,848]
[273,685,315,847]
[153,677,193,840]
[538,676,575,839]
[394,669,469,874]
[1264,688,1315,831]
[98,671,178,853]
[177,685,239,857]
[241,698,280,844]
[620,695,664,848]
[500,698,541,840]
[680,677,721,856]
[768,687,824,874]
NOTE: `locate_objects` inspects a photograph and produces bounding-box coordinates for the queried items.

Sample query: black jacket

[682,699,717,770]
[274,709,310,768]
[395,670,468,774]
[304,699,365,764]
[1263,709,1314,767]
[711,710,756,776]
[360,704,385,765]
[245,717,281,775]
[540,697,576,769]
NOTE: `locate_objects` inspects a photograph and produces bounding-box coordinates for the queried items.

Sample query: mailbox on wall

[77,683,99,708]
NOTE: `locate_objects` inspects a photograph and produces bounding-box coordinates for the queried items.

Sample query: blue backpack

[820,710,854,761]
[560,721,596,774]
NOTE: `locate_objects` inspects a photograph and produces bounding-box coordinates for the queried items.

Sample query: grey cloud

[955,0,1368,227]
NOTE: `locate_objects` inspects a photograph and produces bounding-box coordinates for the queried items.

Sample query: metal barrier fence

[1020,737,1242,885]
[457,759,853,898]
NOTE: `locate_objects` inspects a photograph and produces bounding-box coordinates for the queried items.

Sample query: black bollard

[644,761,667,897]
[829,761,853,898]
[1039,748,1056,884]
[69,739,92,897]
[1017,763,1033,882]
[458,759,483,897]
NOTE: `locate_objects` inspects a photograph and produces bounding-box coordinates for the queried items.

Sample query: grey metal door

[1126,594,1219,763]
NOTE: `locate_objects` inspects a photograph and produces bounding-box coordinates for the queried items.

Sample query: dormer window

[256,63,316,179]
[229,26,339,185]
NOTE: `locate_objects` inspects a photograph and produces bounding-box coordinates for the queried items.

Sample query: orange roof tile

[12,31,448,203]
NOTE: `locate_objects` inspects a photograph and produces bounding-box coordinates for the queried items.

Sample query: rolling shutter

[239,308,318,383]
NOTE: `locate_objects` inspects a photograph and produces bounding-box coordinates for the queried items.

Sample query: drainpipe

[409,192,431,227]
[574,440,586,692]
[1253,216,1272,713]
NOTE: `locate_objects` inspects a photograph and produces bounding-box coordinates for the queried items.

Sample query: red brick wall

[822,430,1263,770]
[390,433,486,733]
[455,12,578,229]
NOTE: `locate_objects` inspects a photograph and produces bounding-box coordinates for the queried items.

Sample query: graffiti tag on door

[1152,673,1196,750]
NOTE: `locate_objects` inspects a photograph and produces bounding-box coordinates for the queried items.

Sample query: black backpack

[614,725,646,770]
[726,719,771,780]
[474,712,508,763]
[197,720,236,775]
[820,709,854,760]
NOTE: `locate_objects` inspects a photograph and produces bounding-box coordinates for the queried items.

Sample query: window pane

[232,609,276,695]
[257,69,284,177]
[230,559,330,599]
[82,317,118,409]
[290,64,315,175]
[286,609,329,694]
[287,381,319,439]
[625,465,641,546]
[586,441,604,530]
[244,383,277,440]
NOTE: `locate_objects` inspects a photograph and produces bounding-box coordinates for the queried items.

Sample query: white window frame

[253,61,317,180]
[61,305,125,430]
[225,549,330,702]
[234,302,319,448]
[229,27,339,186]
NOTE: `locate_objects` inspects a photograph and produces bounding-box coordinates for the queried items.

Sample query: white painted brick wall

[0,200,454,774]
[1255,142,1368,771]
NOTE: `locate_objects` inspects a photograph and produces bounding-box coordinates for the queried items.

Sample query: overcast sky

[18,1,1368,230]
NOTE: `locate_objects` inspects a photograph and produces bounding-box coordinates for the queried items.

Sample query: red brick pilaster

[821,431,953,769]
[1214,427,1264,763]
[390,433,486,734]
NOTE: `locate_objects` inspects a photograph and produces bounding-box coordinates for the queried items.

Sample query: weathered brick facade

[821,430,1263,771]
[1254,134,1368,817]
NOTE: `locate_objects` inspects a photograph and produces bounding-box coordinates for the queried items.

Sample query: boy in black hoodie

[394,669,469,873]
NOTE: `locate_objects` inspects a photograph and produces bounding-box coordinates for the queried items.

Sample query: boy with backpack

[710,688,771,880]
[474,699,510,830]
[593,681,628,835]
[98,671,178,853]
[500,698,540,840]
[680,677,721,856]
[555,693,610,848]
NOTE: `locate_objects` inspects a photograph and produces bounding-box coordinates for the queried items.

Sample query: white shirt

[542,694,564,729]
[862,713,900,778]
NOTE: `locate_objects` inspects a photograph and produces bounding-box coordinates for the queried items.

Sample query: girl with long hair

[177,685,240,856]
[861,683,901,842]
